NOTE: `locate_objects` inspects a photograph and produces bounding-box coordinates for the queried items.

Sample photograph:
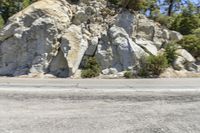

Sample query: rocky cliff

[0,0,199,78]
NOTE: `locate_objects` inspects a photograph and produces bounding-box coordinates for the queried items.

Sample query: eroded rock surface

[0,0,198,78]
[0,0,72,76]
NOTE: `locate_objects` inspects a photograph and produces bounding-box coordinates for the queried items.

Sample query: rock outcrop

[0,0,198,78]
[173,49,196,71]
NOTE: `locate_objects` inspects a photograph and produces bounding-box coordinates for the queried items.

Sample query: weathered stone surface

[109,25,147,70]
[173,56,186,70]
[95,30,112,70]
[109,68,118,74]
[114,10,135,36]
[135,38,158,56]
[136,16,155,40]
[85,6,97,16]
[49,49,69,78]
[85,36,98,56]
[176,49,195,63]
[96,25,148,74]
[72,11,87,25]
[0,0,197,78]
[169,31,183,40]
[0,0,72,76]
[173,49,196,71]
[102,68,110,75]
[162,29,170,40]
[61,25,88,76]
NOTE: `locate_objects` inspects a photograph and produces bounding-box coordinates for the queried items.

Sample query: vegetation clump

[0,16,4,29]
[177,35,200,60]
[108,0,120,5]
[139,54,168,78]
[0,0,36,23]
[81,57,101,78]
[170,14,200,35]
[124,70,133,79]
[164,43,179,65]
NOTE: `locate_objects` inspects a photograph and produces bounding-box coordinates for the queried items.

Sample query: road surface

[0,78,200,133]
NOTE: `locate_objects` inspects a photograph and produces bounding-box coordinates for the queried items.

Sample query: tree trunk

[168,0,174,16]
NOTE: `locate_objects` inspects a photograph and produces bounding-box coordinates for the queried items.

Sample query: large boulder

[0,0,74,76]
[60,25,88,76]
[176,49,195,63]
[169,31,183,41]
[135,38,158,56]
[136,15,155,40]
[114,10,135,36]
[96,25,147,74]
[173,49,196,71]
[96,31,113,70]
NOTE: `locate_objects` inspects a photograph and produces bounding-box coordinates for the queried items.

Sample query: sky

[191,0,199,4]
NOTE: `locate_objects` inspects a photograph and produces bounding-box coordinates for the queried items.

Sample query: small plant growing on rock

[81,57,101,78]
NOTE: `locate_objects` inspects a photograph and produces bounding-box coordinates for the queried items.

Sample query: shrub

[139,54,168,77]
[0,15,4,29]
[154,15,173,28]
[120,0,148,11]
[164,42,178,65]
[81,57,100,78]
[108,0,148,11]
[177,35,200,59]
[138,67,149,78]
[193,28,200,37]
[0,0,34,23]
[178,15,200,35]
[170,14,182,32]
[124,71,133,79]
[170,14,200,35]
[108,0,120,5]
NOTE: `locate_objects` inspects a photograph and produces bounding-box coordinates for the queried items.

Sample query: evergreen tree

[0,0,34,23]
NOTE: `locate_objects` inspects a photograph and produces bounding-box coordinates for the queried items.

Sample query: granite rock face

[173,49,196,71]
[60,25,88,76]
[0,0,197,77]
[0,0,73,76]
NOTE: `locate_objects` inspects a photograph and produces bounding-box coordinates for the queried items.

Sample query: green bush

[108,0,148,11]
[154,15,173,28]
[124,71,133,79]
[0,15,4,29]
[108,0,120,5]
[170,14,182,32]
[81,57,100,78]
[139,54,168,77]
[170,14,200,35]
[164,42,178,65]
[179,16,200,35]
[177,35,200,59]
[193,28,200,37]
[0,0,35,23]
[120,0,148,11]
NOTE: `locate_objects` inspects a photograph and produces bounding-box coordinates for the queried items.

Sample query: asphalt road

[0,78,200,90]
[0,78,200,133]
